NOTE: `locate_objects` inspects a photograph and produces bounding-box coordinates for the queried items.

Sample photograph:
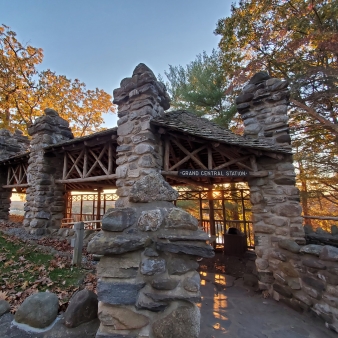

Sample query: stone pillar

[0,129,30,220]
[88,64,214,338]
[23,108,73,235]
[236,72,305,290]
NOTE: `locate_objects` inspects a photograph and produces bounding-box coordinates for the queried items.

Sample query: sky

[1,0,231,128]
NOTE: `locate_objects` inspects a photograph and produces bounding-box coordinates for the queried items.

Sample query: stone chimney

[236,72,305,291]
[23,108,73,234]
[88,64,213,338]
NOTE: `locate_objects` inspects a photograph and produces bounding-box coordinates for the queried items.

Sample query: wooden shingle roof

[152,110,291,154]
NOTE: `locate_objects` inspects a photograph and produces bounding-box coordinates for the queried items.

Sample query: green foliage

[163,49,236,127]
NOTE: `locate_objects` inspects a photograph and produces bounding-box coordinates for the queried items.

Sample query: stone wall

[0,129,30,220]
[237,72,338,333]
[88,64,214,338]
[23,108,73,235]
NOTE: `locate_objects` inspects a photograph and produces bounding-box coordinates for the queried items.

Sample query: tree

[215,0,338,220]
[162,50,236,127]
[0,25,115,136]
[215,0,338,136]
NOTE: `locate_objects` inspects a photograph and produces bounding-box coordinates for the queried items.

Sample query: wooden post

[72,221,84,266]
[199,191,203,229]
[208,188,216,247]
[96,189,102,229]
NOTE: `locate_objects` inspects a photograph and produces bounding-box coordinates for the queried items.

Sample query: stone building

[0,64,337,335]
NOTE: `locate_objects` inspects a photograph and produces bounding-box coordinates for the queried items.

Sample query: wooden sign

[178,169,249,177]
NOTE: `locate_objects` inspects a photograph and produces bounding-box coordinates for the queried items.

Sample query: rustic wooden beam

[3,184,29,188]
[250,156,258,171]
[66,150,85,179]
[108,142,113,175]
[164,137,170,171]
[55,174,117,184]
[213,156,251,170]
[303,215,338,221]
[163,174,212,189]
[63,152,68,179]
[86,144,108,177]
[170,141,207,170]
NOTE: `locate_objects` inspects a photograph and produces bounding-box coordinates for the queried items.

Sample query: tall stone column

[88,64,214,338]
[0,129,30,220]
[23,109,73,234]
[236,72,305,290]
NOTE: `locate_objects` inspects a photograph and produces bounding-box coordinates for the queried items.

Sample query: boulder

[129,172,178,202]
[15,292,58,328]
[102,208,136,232]
[64,289,98,328]
[278,239,300,253]
[0,300,10,317]
[152,304,200,338]
[166,208,198,231]
[87,231,151,255]
[98,302,149,330]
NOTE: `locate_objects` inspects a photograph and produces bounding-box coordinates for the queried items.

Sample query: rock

[98,302,149,330]
[303,224,314,234]
[136,292,167,312]
[152,304,200,338]
[254,222,275,234]
[331,225,338,236]
[101,208,136,232]
[302,284,322,299]
[165,208,199,231]
[279,262,299,278]
[0,300,10,316]
[44,108,59,117]
[236,93,254,104]
[243,274,258,287]
[144,247,159,257]
[157,229,209,242]
[273,203,302,217]
[273,283,293,298]
[183,272,200,292]
[319,245,338,262]
[266,216,288,227]
[269,250,287,262]
[138,209,163,231]
[130,172,178,202]
[302,258,326,270]
[249,72,271,84]
[140,257,166,276]
[300,244,323,256]
[87,231,151,255]
[36,211,51,219]
[278,239,300,253]
[257,271,274,283]
[97,280,146,305]
[15,292,58,328]
[256,258,269,270]
[151,278,179,290]
[167,256,199,275]
[97,252,140,278]
[64,289,98,328]
[156,241,214,258]
[301,276,326,292]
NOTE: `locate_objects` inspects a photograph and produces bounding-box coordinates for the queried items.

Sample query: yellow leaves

[0,291,7,300]
[21,281,29,290]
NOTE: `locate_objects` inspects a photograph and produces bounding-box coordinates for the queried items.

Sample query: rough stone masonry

[237,72,338,333]
[23,108,74,234]
[88,64,214,338]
